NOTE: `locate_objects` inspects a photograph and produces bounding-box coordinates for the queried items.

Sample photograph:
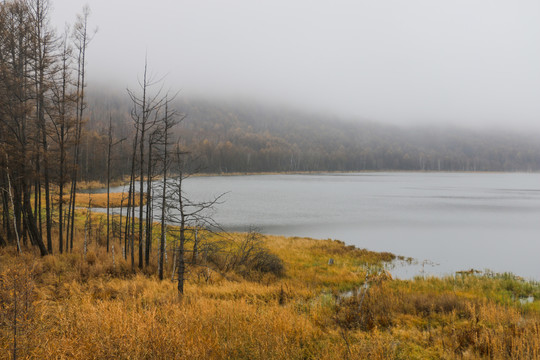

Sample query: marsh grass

[72,192,144,208]
[1,220,540,359]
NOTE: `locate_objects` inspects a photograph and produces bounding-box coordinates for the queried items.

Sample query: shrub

[250,251,284,276]
[226,229,285,279]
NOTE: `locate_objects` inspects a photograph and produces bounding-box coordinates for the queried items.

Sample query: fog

[50,0,540,129]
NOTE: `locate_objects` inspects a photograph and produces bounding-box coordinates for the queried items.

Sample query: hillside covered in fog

[82,92,540,181]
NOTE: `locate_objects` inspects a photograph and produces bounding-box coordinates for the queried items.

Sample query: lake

[109,172,540,280]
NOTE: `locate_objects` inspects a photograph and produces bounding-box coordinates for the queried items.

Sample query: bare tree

[157,98,181,280]
[48,25,75,254]
[67,5,94,252]
[106,115,125,253]
[144,128,158,266]
[124,129,138,269]
[28,0,56,254]
[168,145,224,294]
[127,59,164,268]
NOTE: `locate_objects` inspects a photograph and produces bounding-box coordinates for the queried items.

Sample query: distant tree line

[80,95,540,179]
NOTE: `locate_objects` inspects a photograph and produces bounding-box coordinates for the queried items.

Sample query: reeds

[1,230,539,359]
[73,192,144,208]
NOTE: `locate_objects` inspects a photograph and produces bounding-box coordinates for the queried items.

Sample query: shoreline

[79,169,540,190]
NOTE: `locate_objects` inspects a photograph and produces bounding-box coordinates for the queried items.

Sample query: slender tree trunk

[22,184,47,256]
[119,191,124,255]
[13,187,24,247]
[33,175,37,229]
[41,113,52,254]
[171,237,177,282]
[70,5,91,252]
[126,129,139,268]
[65,182,72,250]
[106,116,112,253]
[131,180,136,269]
[139,129,145,269]
[58,48,67,253]
[5,162,21,254]
[124,181,131,261]
[192,228,198,264]
[177,202,186,295]
[35,158,42,240]
[68,172,77,251]
[144,138,153,266]
[56,30,68,255]
[159,129,168,280]
[176,167,186,294]
[137,62,148,269]
[1,170,13,242]
[84,197,91,257]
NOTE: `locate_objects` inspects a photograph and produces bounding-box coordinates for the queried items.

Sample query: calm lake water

[110,172,540,280]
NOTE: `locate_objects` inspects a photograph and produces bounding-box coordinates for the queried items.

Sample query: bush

[250,251,284,276]
[226,229,285,279]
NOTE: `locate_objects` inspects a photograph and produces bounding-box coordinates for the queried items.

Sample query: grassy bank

[73,192,144,208]
[1,210,539,359]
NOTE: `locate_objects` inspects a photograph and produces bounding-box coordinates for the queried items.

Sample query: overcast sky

[50,0,540,129]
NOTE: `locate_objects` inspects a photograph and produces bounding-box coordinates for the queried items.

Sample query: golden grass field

[73,192,144,208]
[1,208,539,359]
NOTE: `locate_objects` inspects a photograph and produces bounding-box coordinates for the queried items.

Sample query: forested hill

[84,92,540,180]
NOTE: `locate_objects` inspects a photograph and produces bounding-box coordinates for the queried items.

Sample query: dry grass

[77,179,129,190]
[49,191,143,208]
[1,225,540,359]
[74,192,144,208]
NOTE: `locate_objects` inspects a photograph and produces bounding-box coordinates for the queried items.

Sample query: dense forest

[78,93,540,181]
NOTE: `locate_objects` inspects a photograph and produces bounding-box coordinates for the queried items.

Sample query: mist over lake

[147,172,540,280]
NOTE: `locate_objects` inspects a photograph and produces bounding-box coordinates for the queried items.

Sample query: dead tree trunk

[106,116,112,253]
[68,5,93,252]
